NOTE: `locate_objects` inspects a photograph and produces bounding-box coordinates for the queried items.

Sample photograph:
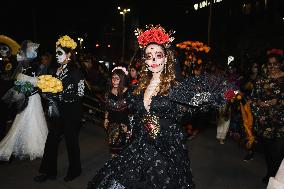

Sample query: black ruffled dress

[87,73,232,189]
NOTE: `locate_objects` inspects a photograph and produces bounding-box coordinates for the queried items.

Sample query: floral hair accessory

[56,35,77,50]
[267,48,283,56]
[112,66,128,75]
[134,24,175,49]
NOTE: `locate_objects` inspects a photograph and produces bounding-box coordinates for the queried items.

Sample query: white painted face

[0,45,10,57]
[56,47,67,64]
[16,50,26,62]
[145,44,166,73]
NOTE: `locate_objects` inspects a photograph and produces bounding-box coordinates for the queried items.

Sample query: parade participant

[0,40,48,161]
[251,49,284,184]
[87,25,235,189]
[34,35,85,182]
[104,66,130,157]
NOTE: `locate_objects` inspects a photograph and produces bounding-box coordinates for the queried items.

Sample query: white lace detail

[16,73,38,86]
[78,80,85,97]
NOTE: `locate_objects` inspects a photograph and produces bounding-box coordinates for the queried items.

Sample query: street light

[118,6,130,62]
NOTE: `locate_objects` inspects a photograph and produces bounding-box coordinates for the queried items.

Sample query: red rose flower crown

[134,24,175,49]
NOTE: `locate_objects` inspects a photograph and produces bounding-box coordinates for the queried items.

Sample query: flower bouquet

[37,75,63,117]
[1,80,34,113]
[176,40,210,65]
[176,40,211,76]
[37,75,63,93]
[14,80,35,95]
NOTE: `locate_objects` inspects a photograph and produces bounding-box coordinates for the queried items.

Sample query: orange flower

[197,59,202,64]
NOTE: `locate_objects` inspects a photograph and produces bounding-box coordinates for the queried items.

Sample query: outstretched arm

[169,73,237,110]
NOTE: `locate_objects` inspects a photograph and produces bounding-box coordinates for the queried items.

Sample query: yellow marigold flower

[56,35,77,50]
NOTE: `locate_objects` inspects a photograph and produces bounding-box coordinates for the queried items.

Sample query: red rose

[224,89,235,101]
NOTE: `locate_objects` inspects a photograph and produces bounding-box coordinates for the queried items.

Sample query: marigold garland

[176,40,210,66]
[56,35,77,50]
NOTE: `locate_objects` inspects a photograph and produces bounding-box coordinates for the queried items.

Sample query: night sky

[2,1,209,50]
[2,0,284,61]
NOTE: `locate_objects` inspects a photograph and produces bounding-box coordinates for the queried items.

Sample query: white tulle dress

[0,73,48,161]
[267,159,284,189]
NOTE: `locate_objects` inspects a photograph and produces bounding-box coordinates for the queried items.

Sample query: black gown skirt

[87,73,232,189]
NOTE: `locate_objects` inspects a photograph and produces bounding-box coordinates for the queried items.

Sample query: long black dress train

[87,73,232,189]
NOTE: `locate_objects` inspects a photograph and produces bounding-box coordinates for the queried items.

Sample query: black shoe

[63,173,81,182]
[33,174,56,183]
[262,175,270,184]
[0,160,9,165]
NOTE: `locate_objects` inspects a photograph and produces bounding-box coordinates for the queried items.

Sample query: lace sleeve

[169,73,236,109]
[16,73,38,86]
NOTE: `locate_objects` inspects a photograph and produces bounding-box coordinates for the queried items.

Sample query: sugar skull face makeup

[145,44,167,73]
[0,44,10,57]
[56,47,67,64]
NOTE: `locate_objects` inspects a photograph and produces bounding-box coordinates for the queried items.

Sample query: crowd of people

[0,24,283,188]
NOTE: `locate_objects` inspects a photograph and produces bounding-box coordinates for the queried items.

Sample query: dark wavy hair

[108,69,127,101]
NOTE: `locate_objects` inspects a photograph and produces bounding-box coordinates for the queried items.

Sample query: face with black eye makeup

[145,44,167,73]
[56,47,69,64]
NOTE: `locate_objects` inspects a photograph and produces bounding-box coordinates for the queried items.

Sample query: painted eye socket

[156,53,164,59]
[145,52,164,60]
[145,54,152,60]
[56,51,63,56]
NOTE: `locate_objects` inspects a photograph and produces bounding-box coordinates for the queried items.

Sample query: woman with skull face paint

[0,40,48,162]
[251,50,284,184]
[34,35,85,183]
[87,25,235,189]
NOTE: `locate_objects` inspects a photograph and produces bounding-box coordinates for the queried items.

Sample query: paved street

[0,120,267,189]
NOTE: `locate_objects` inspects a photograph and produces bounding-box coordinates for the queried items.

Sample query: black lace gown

[87,73,232,189]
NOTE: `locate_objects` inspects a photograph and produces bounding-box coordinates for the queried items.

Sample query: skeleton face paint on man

[145,44,167,73]
[0,44,11,57]
[56,47,68,64]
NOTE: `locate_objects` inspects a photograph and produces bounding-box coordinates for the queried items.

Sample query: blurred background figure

[216,103,231,144]
[104,67,129,158]
[37,52,53,76]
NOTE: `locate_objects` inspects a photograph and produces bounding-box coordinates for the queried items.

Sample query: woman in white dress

[0,40,48,161]
[267,158,284,189]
